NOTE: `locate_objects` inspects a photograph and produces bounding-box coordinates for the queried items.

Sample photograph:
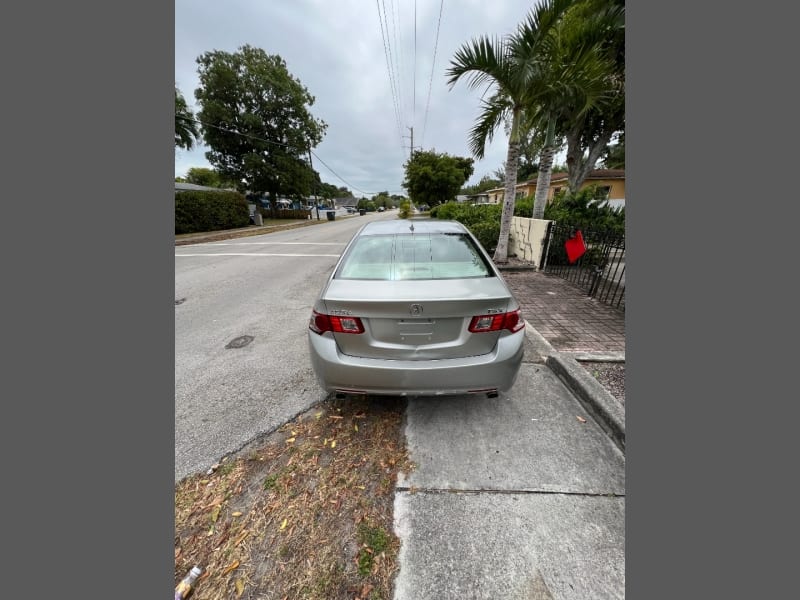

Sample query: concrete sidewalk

[393,362,625,599]
[392,267,626,599]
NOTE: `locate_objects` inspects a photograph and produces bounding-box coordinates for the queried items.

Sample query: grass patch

[175,395,411,600]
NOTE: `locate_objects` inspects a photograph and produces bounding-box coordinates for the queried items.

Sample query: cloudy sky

[175,0,546,197]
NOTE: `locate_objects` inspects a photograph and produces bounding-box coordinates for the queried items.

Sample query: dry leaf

[331,440,337,449]
[210,505,221,523]
[233,530,249,546]
[286,437,296,444]
[328,415,344,420]
[232,511,242,517]
[354,424,359,432]
[235,578,245,597]
[221,560,240,576]
[280,518,288,531]
[576,416,587,423]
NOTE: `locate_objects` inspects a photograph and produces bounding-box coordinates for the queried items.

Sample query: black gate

[542,222,625,310]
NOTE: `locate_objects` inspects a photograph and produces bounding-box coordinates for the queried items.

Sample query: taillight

[468,309,524,333]
[309,310,365,335]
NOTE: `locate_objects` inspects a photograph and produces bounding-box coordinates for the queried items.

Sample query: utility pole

[404,126,419,160]
[307,145,320,220]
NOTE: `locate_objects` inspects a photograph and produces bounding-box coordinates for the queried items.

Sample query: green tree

[461,174,502,196]
[518,0,621,219]
[402,149,474,208]
[185,167,226,188]
[194,45,327,214]
[447,0,576,262]
[600,132,624,170]
[558,0,625,192]
[371,191,391,208]
[175,86,200,150]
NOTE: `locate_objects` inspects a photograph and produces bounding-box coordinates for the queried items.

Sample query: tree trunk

[565,124,614,193]
[532,117,557,220]
[492,111,522,264]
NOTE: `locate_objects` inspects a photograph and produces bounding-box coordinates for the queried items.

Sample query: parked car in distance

[308,220,525,398]
[377,206,385,212]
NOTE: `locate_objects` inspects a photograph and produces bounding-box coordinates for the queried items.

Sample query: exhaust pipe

[334,389,367,400]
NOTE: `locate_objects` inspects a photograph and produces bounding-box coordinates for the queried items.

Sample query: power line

[421,0,445,147]
[376,0,405,152]
[413,0,417,124]
[183,116,400,197]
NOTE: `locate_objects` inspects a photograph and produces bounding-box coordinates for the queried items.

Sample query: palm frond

[467,92,512,159]
[446,35,508,92]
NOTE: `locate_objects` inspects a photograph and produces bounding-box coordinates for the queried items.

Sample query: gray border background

[2,2,174,597]
[2,0,796,597]
[629,0,796,597]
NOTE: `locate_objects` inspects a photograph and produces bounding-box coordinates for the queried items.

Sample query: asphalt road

[174,210,395,481]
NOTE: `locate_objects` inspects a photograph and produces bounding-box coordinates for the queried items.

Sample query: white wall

[508,217,552,268]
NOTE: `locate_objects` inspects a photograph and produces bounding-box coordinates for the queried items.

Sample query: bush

[433,201,502,227]
[543,186,625,235]
[430,201,503,253]
[468,220,501,254]
[398,200,411,219]
[277,208,312,219]
[514,196,533,217]
[175,190,250,234]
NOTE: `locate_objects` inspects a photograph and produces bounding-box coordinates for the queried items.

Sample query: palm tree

[447,0,575,262]
[560,0,625,194]
[448,0,620,260]
[175,86,200,150]
[517,0,621,219]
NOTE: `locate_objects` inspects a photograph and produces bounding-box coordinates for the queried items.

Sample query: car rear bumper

[308,328,524,396]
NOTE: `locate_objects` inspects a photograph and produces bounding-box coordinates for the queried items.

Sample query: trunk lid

[322,278,514,360]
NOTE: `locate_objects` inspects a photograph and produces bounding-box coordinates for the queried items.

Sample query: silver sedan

[308,219,525,398]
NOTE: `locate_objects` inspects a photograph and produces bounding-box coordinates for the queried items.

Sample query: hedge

[175,190,250,234]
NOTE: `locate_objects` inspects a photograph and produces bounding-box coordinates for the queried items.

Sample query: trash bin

[359,209,366,216]
[327,211,336,221]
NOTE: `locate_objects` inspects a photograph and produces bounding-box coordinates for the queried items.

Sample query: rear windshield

[336,233,494,280]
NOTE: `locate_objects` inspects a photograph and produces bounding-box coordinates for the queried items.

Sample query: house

[334,197,360,210]
[485,169,625,209]
[464,193,490,204]
[175,182,236,193]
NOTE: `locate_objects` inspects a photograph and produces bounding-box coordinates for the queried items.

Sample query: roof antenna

[409,223,414,233]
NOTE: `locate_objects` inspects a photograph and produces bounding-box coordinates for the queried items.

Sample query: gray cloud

[176,0,542,196]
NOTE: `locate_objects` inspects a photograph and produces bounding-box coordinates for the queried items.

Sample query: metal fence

[542,222,625,310]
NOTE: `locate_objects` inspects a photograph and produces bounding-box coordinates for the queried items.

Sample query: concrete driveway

[393,348,625,599]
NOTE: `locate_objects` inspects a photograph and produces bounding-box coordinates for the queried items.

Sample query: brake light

[309,310,365,335]
[468,309,524,333]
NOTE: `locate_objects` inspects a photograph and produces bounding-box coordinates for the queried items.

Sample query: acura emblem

[410,304,423,316]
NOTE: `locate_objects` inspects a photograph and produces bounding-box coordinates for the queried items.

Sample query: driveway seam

[397,487,625,497]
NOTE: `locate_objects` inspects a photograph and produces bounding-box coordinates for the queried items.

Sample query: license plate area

[396,318,434,339]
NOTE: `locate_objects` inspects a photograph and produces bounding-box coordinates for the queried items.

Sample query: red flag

[564,230,587,264]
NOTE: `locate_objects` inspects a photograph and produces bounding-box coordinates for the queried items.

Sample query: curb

[521,322,625,453]
[545,353,626,452]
